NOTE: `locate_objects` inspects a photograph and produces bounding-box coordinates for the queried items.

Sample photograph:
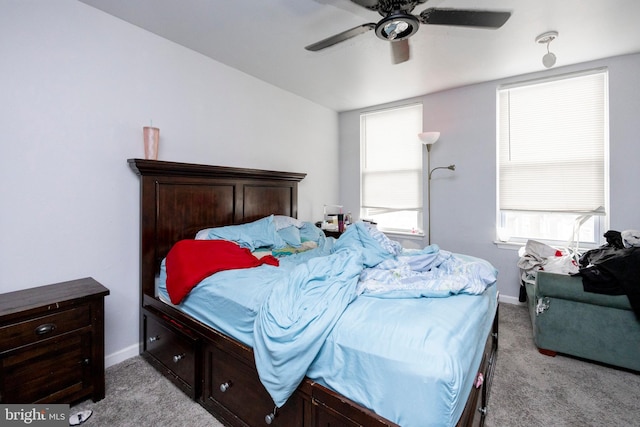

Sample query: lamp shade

[418,131,440,145]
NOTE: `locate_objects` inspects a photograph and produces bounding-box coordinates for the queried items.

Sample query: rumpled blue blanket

[253,247,363,407]
[253,222,393,406]
[357,246,497,298]
[253,222,496,407]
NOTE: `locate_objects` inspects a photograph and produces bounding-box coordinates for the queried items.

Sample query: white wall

[0,1,339,366]
[339,53,640,302]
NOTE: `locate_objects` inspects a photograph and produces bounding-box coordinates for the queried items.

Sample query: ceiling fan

[305,0,511,64]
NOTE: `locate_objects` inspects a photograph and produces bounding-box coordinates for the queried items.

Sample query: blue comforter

[253,248,363,406]
[254,222,396,406]
[252,222,496,408]
[159,220,498,425]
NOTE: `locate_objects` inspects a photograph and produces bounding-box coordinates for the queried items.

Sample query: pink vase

[143,127,159,160]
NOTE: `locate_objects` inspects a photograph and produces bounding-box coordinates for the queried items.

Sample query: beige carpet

[486,303,640,427]
[73,303,639,426]
[72,357,219,427]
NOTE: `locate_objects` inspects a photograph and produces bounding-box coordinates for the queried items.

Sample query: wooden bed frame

[129,158,498,427]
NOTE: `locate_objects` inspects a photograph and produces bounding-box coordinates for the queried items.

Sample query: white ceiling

[79,0,640,112]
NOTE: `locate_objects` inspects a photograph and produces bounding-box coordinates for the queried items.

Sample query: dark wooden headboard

[128,159,306,299]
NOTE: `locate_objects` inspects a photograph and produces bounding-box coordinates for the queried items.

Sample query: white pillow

[273,215,304,230]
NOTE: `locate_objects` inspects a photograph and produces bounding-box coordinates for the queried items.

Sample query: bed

[128,158,499,427]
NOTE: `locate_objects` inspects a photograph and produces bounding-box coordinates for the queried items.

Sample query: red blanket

[165,239,279,304]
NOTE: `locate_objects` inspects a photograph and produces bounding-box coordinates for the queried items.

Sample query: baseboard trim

[105,343,139,368]
[499,294,525,306]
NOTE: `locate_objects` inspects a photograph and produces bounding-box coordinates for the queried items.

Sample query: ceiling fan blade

[391,39,410,64]
[419,8,511,29]
[305,23,376,51]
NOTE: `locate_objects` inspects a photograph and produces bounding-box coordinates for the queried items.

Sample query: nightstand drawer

[1,332,92,403]
[0,305,91,351]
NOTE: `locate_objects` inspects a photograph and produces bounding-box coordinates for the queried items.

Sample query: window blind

[498,70,607,213]
[361,104,423,212]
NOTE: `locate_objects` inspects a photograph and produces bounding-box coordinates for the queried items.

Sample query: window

[497,69,608,247]
[360,103,423,233]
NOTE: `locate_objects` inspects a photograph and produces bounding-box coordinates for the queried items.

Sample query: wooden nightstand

[315,222,344,239]
[0,277,109,404]
[322,229,344,238]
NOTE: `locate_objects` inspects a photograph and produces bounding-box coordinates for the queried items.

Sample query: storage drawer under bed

[201,341,304,427]
[142,309,199,399]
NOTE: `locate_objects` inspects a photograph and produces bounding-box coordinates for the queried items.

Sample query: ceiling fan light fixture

[306,4,512,66]
[375,13,419,41]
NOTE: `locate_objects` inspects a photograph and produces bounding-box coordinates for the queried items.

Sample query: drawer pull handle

[219,382,231,392]
[172,353,185,363]
[265,406,278,424]
[35,323,56,335]
[148,335,160,343]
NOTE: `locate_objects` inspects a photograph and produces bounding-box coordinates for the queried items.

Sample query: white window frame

[496,68,609,249]
[360,103,424,234]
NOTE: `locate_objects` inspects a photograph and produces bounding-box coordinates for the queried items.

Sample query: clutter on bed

[129,158,499,427]
[160,220,498,425]
[165,239,279,304]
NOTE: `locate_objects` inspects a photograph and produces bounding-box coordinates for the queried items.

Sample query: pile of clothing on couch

[517,239,579,301]
[578,229,640,317]
[517,229,640,317]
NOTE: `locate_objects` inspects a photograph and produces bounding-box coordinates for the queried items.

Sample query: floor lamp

[419,132,456,245]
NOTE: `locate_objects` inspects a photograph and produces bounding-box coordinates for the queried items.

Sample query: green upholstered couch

[525,270,640,371]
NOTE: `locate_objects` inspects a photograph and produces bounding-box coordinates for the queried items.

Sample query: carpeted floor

[486,303,640,427]
[72,357,219,427]
[72,303,639,426]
